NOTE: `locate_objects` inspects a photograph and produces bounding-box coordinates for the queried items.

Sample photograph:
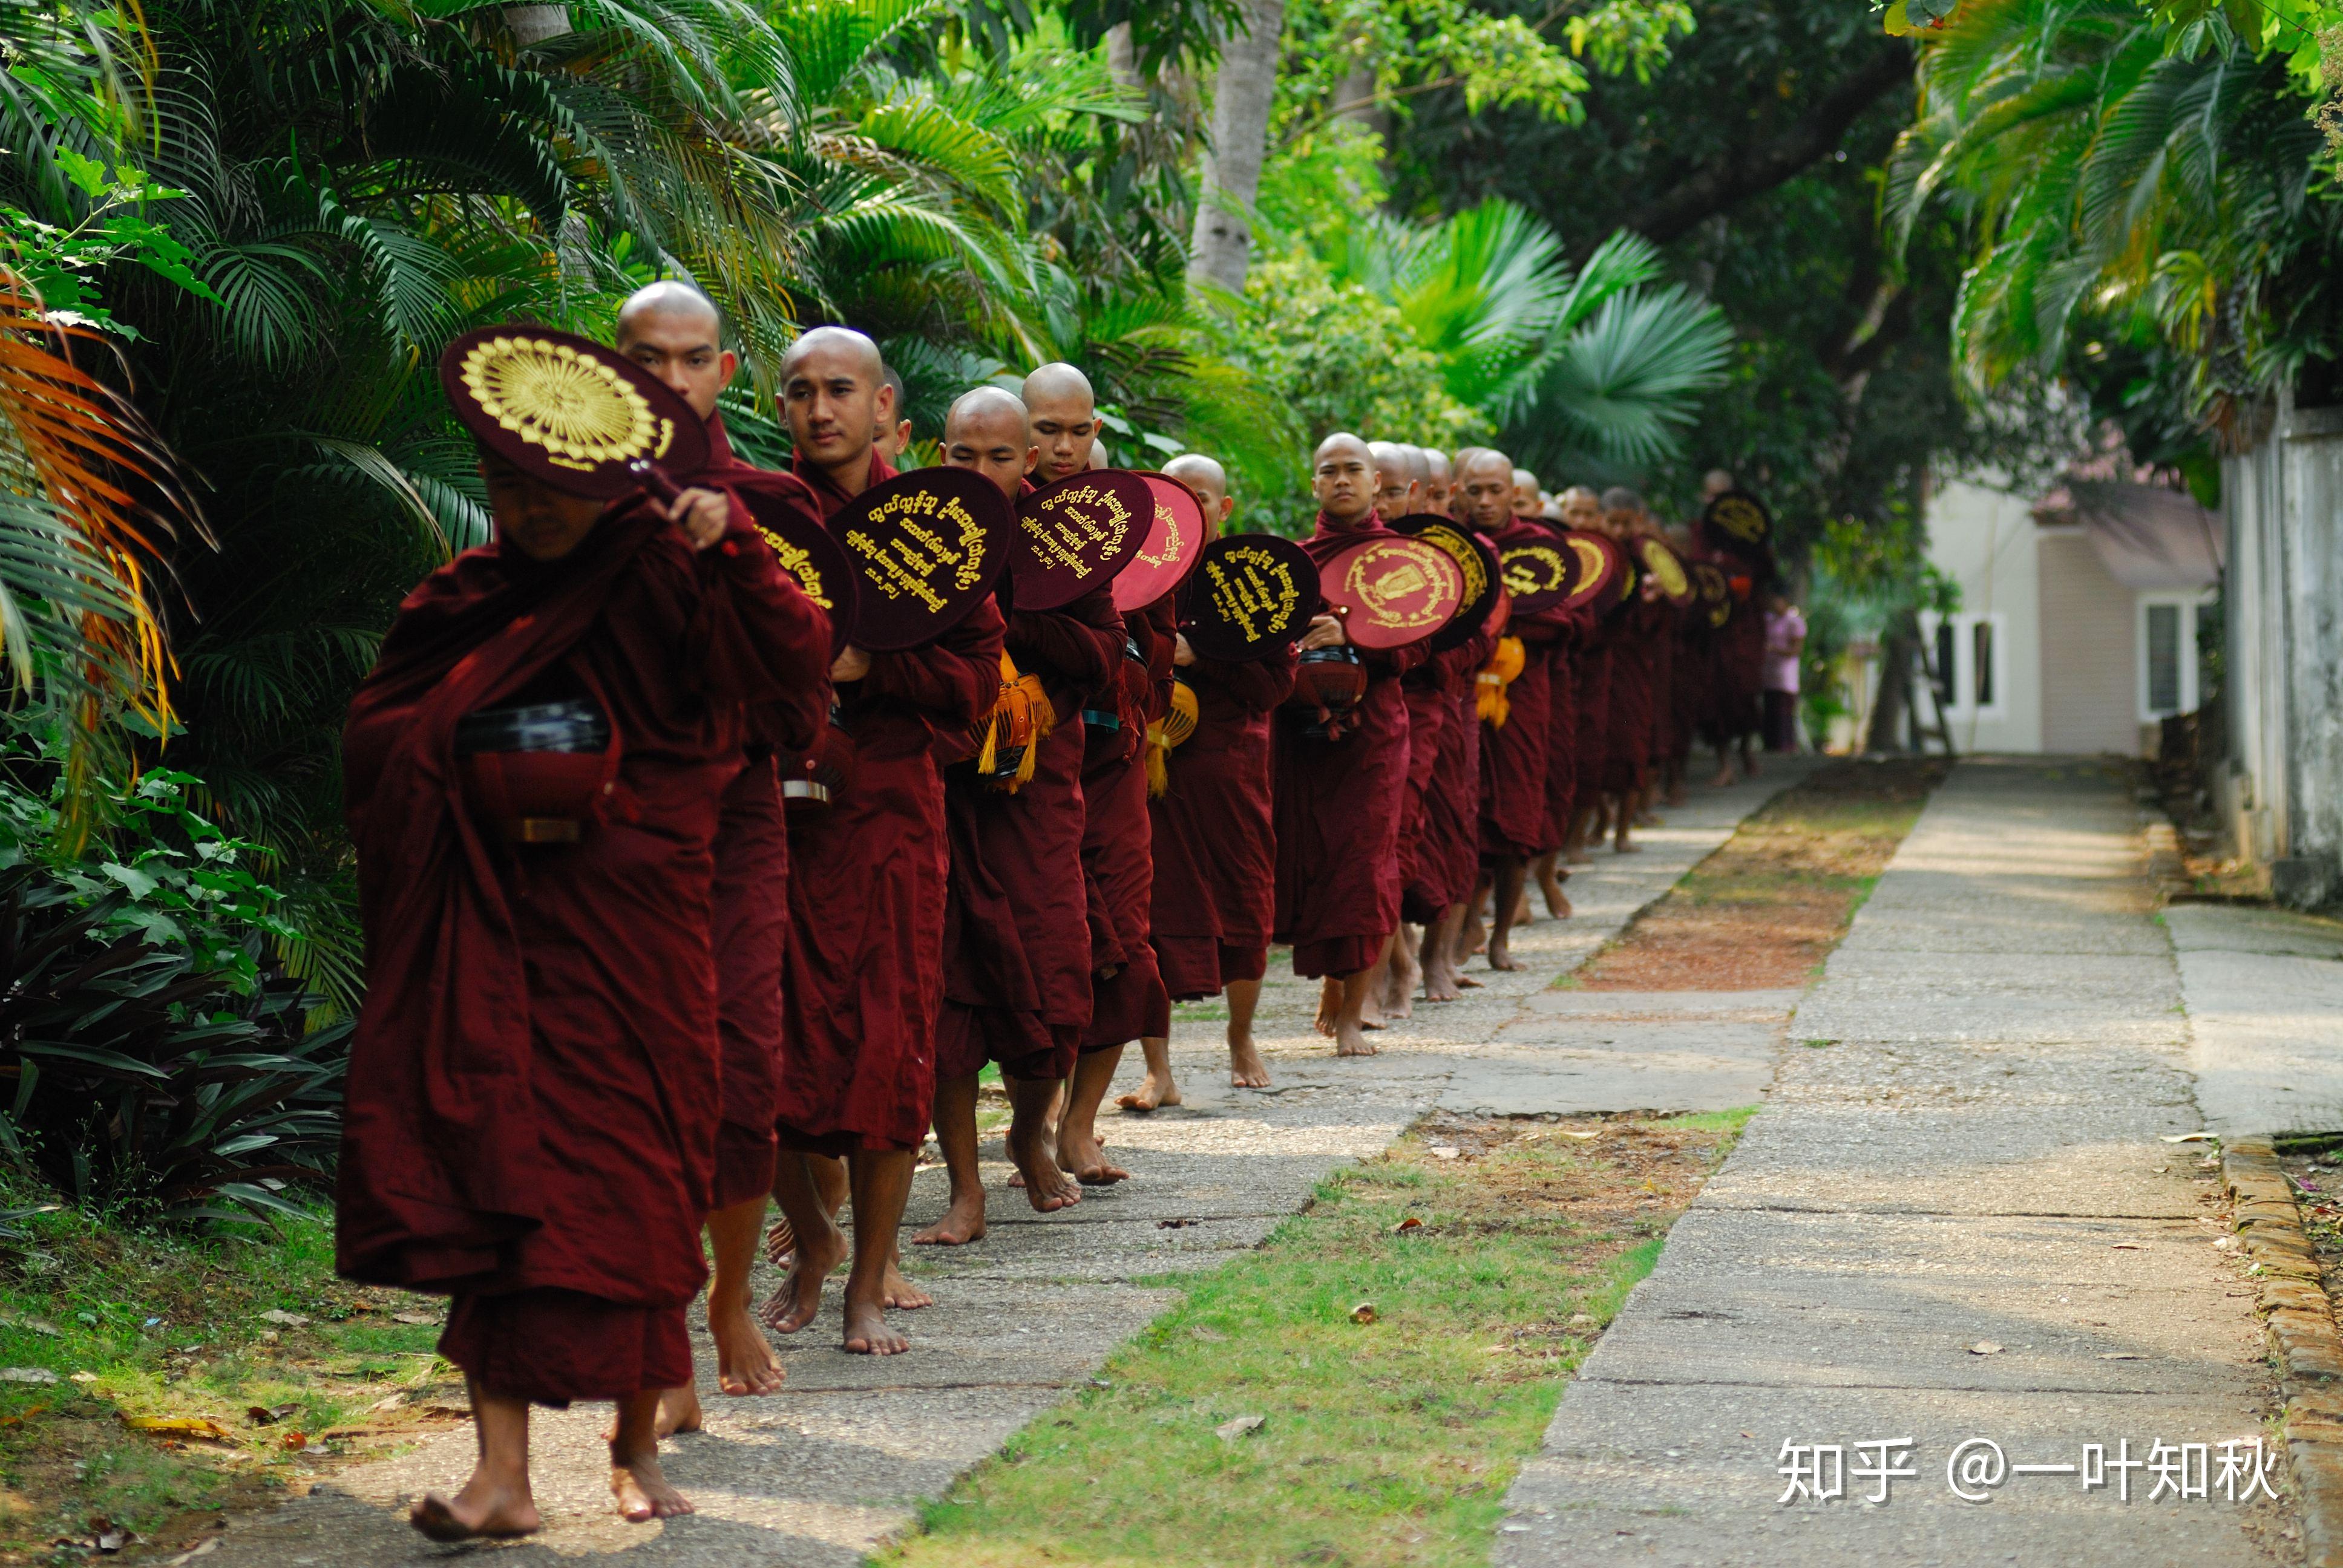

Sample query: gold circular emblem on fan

[1709,495,1766,543]
[1500,544,1567,597]
[1640,539,1689,598]
[460,335,660,465]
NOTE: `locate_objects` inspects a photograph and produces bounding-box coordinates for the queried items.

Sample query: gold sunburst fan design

[461,335,660,465]
[1641,540,1689,598]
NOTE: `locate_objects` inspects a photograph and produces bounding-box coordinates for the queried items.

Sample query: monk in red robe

[1274,433,1426,1056]
[1057,366,1175,1186]
[1598,487,1670,854]
[1121,454,1296,1106]
[1457,450,1562,970]
[1421,446,1456,520]
[920,381,1123,1243]
[339,384,821,1538]
[612,283,832,1432]
[1368,440,1443,1018]
[765,328,1005,1356]
[1527,485,1604,918]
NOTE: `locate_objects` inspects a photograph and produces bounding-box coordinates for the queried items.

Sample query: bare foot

[1709,769,1733,788]
[1118,1070,1182,1112]
[410,1482,539,1543]
[1547,891,1572,918]
[1058,1123,1131,1185]
[1613,840,1643,854]
[1457,973,1483,988]
[655,1385,702,1437]
[763,1215,795,1269]
[883,1260,934,1308]
[710,1295,784,1396]
[1230,1036,1272,1088]
[1536,870,1567,917]
[1335,1018,1377,1057]
[1008,1118,1081,1212]
[1487,938,1521,972]
[842,1296,909,1356]
[611,1448,693,1523]
[911,1193,987,1246]
[1314,976,1342,1037]
[1423,962,1461,1003]
[760,1223,845,1334]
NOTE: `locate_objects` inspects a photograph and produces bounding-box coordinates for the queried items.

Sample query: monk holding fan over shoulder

[338,326,827,1538]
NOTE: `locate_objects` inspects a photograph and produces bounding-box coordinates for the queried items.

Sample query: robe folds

[1399,633,1486,923]
[1572,627,1616,817]
[1601,593,1670,795]
[778,451,1006,1152]
[1706,593,1766,745]
[1080,598,1178,1050]
[1147,646,1295,1000]
[1477,517,1568,862]
[1541,608,1588,851]
[1429,632,1492,912]
[337,491,822,1406]
[698,419,832,1207]
[1272,513,1427,979]
[937,580,1124,1082]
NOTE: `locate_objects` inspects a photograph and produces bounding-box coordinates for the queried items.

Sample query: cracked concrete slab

[1498,759,2291,1566]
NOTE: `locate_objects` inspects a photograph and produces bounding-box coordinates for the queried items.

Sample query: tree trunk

[1866,619,1916,754]
[1188,0,1285,295]
[505,5,570,44]
[1105,22,1141,92]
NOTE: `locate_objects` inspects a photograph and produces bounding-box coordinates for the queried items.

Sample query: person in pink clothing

[1761,592,1806,754]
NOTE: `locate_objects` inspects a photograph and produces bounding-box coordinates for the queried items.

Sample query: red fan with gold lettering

[734,489,860,657]
[1318,534,1466,650]
[1639,535,1694,606]
[1113,472,1214,610]
[1013,470,1150,610]
[1389,514,1502,653]
[831,467,1015,651]
[1561,531,1625,612]
[1497,531,1579,616]
[1183,534,1319,662]
[439,327,707,498]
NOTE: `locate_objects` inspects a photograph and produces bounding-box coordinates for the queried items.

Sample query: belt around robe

[1083,710,1121,731]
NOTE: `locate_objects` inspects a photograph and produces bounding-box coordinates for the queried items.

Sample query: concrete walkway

[211,762,1813,1567]
[2178,902,2343,1140]
[1499,759,2294,1566]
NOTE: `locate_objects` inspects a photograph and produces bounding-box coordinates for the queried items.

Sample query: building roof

[2032,478,2221,590]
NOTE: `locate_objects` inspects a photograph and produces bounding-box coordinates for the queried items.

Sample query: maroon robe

[777,451,1006,1152]
[1542,603,1592,851]
[1399,637,1479,923]
[1478,517,1567,861]
[1602,592,1669,794]
[1149,645,1295,999]
[1272,512,1427,978]
[1081,598,1177,1048]
[1708,586,1766,744]
[937,580,1122,1083]
[1429,630,1492,912]
[338,490,819,1405]
[699,418,833,1207]
[1573,622,1617,817]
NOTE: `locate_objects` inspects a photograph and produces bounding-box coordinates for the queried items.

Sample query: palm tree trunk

[1188,0,1284,295]
[505,6,569,45]
[1866,618,1917,753]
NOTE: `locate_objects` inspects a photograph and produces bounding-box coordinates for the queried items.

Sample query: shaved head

[1369,439,1423,519]
[1421,448,1455,518]
[781,325,892,493]
[1312,432,1376,524]
[1511,468,1543,519]
[613,281,732,420]
[1455,448,1515,532]
[943,385,1034,500]
[1559,485,1602,530]
[1164,451,1233,524]
[1023,362,1099,484]
[1088,437,1110,471]
[1702,469,1735,500]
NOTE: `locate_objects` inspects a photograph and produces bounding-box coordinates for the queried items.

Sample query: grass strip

[0,1197,451,1557]
[881,1108,1753,1568]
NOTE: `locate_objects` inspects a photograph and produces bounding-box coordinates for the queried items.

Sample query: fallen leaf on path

[164,1540,217,1566]
[2099,1353,2144,1360]
[279,1431,307,1452]
[245,1404,298,1426]
[257,1310,309,1328]
[1967,1342,2002,1356]
[1555,1129,1603,1140]
[1215,1415,1265,1442]
[1429,1145,1461,1160]
[2212,1236,2240,1251]
[1392,1217,1423,1235]
[2111,1243,2143,1250]
[1189,1326,1227,1343]
[1349,1302,1377,1324]
[369,1393,405,1413]
[122,1416,233,1441]
[2161,1132,2216,1143]
[68,1372,95,1384]
[0,1367,56,1384]
[1157,1218,1196,1229]
[390,1311,437,1325]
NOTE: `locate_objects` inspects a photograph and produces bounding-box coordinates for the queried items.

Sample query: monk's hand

[668,487,730,551]
[1173,633,1196,668]
[1298,613,1346,652]
[830,645,872,684]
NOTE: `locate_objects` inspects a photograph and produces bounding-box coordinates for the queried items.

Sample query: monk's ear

[1023,445,1039,474]
[1217,495,1235,523]
[718,348,739,388]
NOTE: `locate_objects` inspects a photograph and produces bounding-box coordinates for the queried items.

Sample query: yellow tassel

[1145,719,1170,799]
[1476,670,1510,729]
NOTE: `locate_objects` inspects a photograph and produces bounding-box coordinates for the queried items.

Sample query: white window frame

[1918,609,2008,720]
[2137,592,2205,722]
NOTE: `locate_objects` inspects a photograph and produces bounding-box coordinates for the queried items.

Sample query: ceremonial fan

[1283,534,1466,740]
[1497,531,1579,615]
[1388,514,1503,652]
[1182,534,1319,662]
[1560,530,1626,612]
[1115,473,1215,610]
[830,467,1015,651]
[1639,536,1694,605]
[1012,470,1153,609]
[1699,488,1776,578]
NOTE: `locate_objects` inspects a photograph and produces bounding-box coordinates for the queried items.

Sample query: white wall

[1924,480,2045,753]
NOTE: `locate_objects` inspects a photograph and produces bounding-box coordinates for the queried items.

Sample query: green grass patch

[881,1111,1751,1568]
[0,1195,452,1557]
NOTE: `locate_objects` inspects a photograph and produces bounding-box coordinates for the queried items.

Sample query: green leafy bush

[0,733,346,1226]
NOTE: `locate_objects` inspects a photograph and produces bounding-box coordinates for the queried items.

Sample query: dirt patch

[1575,757,1948,991]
